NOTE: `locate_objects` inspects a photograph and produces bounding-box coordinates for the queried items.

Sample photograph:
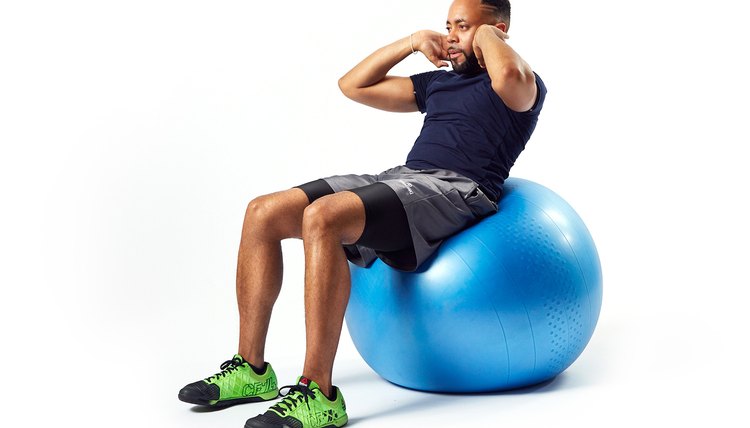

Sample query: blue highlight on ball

[346,178,603,392]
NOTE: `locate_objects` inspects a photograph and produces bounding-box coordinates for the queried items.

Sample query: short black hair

[480,0,511,25]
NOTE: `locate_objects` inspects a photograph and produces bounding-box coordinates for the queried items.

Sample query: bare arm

[472,25,538,112]
[338,31,449,112]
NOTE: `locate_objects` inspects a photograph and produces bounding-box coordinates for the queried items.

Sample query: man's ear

[496,21,508,33]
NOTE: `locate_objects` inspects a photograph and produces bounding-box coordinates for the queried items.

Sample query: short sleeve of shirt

[525,72,547,115]
[410,71,444,114]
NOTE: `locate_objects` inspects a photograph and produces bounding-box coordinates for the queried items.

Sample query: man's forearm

[338,31,445,112]
[473,25,536,112]
[474,25,534,89]
[338,36,413,92]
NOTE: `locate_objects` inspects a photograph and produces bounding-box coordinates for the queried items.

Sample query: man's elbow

[338,76,356,100]
[491,65,533,95]
[491,65,537,112]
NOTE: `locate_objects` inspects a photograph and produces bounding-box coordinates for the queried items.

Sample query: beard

[450,49,484,75]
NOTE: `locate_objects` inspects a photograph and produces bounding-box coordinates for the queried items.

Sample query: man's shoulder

[422,70,493,85]
[410,69,452,84]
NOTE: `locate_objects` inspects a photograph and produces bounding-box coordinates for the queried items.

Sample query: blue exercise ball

[345,178,603,392]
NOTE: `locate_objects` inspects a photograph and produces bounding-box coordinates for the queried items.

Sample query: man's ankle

[302,375,335,400]
[238,351,265,371]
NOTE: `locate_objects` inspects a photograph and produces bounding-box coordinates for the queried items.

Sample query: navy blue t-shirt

[406,70,546,201]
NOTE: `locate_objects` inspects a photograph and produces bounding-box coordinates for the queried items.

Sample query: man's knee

[301,196,339,235]
[244,189,310,238]
[245,194,277,226]
[301,193,365,243]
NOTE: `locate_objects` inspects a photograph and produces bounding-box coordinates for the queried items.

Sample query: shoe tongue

[297,376,319,390]
[232,354,246,364]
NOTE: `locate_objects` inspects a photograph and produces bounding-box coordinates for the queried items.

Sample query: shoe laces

[205,356,244,381]
[270,384,317,415]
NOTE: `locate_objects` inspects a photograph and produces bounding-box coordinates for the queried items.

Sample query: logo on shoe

[243,377,277,396]
[298,377,310,387]
[305,409,339,425]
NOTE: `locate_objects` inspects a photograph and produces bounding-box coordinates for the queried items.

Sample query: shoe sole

[245,421,346,428]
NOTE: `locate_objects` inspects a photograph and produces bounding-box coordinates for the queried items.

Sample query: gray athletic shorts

[298,165,498,272]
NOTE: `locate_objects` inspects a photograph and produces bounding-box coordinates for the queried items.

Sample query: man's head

[478,0,511,27]
[446,0,511,74]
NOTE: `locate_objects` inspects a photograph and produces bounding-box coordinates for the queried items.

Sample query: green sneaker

[178,354,278,407]
[244,376,348,428]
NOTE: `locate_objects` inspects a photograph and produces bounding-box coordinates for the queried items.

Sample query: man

[178,0,546,427]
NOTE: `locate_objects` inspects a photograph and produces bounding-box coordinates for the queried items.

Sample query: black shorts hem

[295,179,335,203]
[349,183,417,270]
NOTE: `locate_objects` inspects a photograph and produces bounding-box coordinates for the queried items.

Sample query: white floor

[41,307,747,428]
[115,290,749,428]
[17,266,743,428]
[2,1,749,427]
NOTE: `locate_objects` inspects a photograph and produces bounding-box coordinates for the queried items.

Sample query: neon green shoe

[244,376,348,428]
[178,354,278,407]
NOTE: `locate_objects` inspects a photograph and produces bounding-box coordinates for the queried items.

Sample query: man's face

[446,0,503,74]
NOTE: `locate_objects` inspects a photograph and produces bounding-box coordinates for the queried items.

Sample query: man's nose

[447,28,458,43]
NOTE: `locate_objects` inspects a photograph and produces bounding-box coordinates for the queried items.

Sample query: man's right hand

[413,30,450,69]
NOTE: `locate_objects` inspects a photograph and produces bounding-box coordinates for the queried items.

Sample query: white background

[1,0,749,426]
